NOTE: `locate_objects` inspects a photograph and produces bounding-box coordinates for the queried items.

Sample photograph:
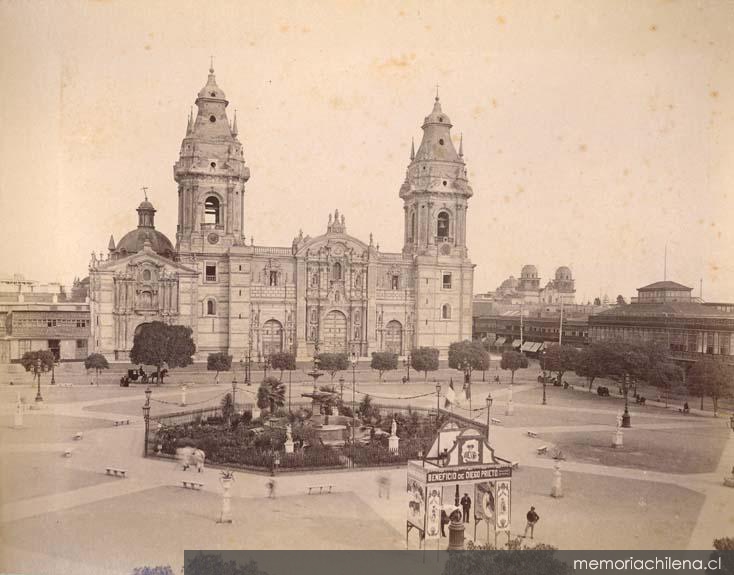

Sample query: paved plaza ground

[1,364,733,575]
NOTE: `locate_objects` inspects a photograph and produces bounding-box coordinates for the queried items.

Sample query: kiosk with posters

[406,422,513,550]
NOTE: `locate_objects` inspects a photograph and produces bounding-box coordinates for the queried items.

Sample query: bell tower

[174,64,250,254]
[400,94,472,258]
[401,94,474,349]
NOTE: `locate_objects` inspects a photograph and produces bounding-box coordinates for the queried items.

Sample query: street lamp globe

[486,393,493,409]
[144,387,152,405]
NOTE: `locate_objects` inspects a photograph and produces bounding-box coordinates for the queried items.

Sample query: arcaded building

[89,67,474,362]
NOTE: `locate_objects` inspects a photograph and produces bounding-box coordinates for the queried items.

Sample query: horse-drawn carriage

[119,367,168,386]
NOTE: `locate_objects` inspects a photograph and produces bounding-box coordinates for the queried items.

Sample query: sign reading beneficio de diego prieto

[426,466,512,484]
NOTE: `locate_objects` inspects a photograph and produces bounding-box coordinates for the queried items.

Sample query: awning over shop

[537,342,547,351]
[521,341,535,352]
[511,339,522,348]
[530,342,543,353]
[494,337,506,346]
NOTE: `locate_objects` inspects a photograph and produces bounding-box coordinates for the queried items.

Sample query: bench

[113,419,130,426]
[307,485,333,495]
[511,461,519,470]
[105,467,127,477]
[536,446,548,455]
[181,480,204,490]
[526,431,538,438]
[491,418,502,425]
[74,432,84,440]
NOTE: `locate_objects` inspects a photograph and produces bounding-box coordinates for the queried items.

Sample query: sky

[0,0,733,302]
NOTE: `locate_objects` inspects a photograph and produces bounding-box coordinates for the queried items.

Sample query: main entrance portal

[322,310,347,353]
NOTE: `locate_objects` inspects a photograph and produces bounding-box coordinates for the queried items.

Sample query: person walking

[440,510,449,537]
[460,493,472,523]
[523,506,540,539]
[266,479,276,498]
[377,475,390,499]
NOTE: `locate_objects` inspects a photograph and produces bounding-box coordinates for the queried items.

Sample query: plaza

[1,360,732,574]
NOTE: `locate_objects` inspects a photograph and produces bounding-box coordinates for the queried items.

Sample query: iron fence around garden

[146,402,487,473]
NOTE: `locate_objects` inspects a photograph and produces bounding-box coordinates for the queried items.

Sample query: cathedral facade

[89,67,475,362]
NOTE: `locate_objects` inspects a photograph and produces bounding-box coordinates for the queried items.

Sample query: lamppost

[350,352,358,444]
[486,393,493,443]
[435,381,442,465]
[231,375,238,413]
[142,387,152,457]
[622,373,631,428]
[34,358,45,402]
[540,349,547,406]
[403,352,411,382]
[725,415,734,487]
[50,359,56,385]
[339,377,345,402]
[263,355,271,380]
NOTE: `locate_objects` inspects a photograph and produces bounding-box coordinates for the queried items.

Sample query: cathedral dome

[116,228,175,259]
[555,266,573,281]
[499,276,518,290]
[521,265,538,279]
[114,199,175,259]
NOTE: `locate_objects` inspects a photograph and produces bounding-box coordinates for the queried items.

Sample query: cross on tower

[435,83,440,101]
[141,187,149,201]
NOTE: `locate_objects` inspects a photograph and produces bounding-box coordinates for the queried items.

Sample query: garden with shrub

[151,390,447,471]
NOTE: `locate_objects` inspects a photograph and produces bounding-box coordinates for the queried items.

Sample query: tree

[410,347,439,380]
[500,351,529,384]
[84,353,109,385]
[20,350,55,384]
[370,352,398,381]
[257,377,286,413]
[688,358,733,416]
[269,351,296,381]
[221,392,235,421]
[593,297,602,306]
[647,361,685,407]
[207,352,232,384]
[357,393,381,424]
[574,344,611,390]
[541,343,579,385]
[317,384,340,415]
[448,340,490,383]
[130,321,195,384]
[317,352,349,381]
[616,294,627,305]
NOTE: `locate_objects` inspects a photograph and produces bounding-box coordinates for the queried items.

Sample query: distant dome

[116,228,175,259]
[521,265,538,279]
[499,276,518,290]
[555,266,572,281]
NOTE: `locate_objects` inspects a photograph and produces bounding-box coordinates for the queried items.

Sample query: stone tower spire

[399,94,472,257]
[174,65,250,253]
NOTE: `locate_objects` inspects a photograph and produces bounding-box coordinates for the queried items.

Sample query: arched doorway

[322,310,347,353]
[385,320,403,355]
[262,319,283,356]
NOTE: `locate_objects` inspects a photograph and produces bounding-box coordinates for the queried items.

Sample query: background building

[88,69,475,362]
[589,280,734,365]
[494,265,576,305]
[0,275,90,364]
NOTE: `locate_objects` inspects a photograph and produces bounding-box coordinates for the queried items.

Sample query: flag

[445,380,456,407]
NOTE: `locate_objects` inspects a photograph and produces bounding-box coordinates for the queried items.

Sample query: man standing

[460,493,472,523]
[524,506,540,539]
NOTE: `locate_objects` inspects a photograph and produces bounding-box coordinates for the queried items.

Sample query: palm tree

[257,377,286,413]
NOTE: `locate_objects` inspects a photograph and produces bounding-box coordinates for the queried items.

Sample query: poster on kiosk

[405,422,513,548]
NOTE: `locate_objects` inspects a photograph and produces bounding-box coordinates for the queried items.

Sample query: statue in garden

[286,423,293,443]
[391,418,397,437]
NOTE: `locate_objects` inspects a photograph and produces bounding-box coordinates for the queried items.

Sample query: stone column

[505,383,514,416]
[218,477,234,524]
[551,463,563,498]
[13,392,23,428]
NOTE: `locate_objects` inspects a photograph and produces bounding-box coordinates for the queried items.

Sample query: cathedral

[88,66,475,362]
